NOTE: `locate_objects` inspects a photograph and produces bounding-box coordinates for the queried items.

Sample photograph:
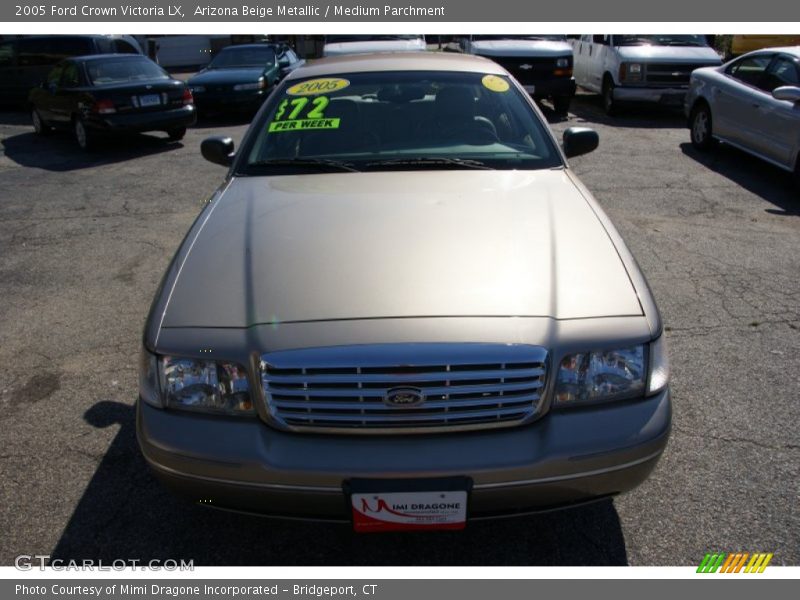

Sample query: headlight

[139,348,162,408]
[555,57,570,68]
[159,356,253,415]
[555,345,645,405]
[234,80,264,91]
[622,63,643,82]
[647,335,669,394]
[189,85,205,93]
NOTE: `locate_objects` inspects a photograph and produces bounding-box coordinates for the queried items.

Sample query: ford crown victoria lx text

[137,53,671,532]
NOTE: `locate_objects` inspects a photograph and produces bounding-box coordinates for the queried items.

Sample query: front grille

[480,56,562,85]
[644,62,716,87]
[260,344,549,434]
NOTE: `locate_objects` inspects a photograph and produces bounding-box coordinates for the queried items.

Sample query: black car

[29,54,196,151]
[0,35,142,107]
[187,43,304,114]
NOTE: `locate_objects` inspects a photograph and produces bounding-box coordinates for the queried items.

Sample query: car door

[751,55,800,168]
[712,53,774,147]
[587,35,610,92]
[51,61,81,125]
[573,35,590,87]
[35,63,65,121]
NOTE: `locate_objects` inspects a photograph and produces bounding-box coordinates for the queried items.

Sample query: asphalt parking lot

[0,92,798,566]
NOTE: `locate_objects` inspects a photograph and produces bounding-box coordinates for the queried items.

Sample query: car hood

[616,45,722,63]
[161,170,642,328]
[472,39,572,57]
[188,67,266,85]
[323,40,426,56]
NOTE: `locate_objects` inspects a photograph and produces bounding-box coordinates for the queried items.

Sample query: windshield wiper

[247,158,359,173]
[363,157,493,170]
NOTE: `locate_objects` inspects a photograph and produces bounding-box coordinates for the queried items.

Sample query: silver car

[686,46,800,185]
[138,53,671,531]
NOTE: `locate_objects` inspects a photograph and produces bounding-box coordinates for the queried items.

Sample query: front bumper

[137,387,671,521]
[87,105,196,133]
[613,86,688,106]
[521,78,577,99]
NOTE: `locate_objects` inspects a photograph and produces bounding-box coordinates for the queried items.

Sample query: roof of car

[72,53,148,63]
[284,52,506,80]
[219,43,281,50]
[749,46,800,58]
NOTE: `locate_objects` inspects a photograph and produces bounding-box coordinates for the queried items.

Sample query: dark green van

[0,35,142,106]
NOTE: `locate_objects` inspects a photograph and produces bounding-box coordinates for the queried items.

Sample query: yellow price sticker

[481,75,510,93]
[286,78,350,96]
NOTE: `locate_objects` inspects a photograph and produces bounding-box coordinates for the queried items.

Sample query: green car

[187,43,303,115]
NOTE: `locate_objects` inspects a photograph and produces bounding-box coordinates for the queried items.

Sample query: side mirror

[772,86,800,103]
[563,127,599,158]
[201,136,235,167]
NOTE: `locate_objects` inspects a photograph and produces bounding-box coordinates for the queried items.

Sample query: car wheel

[602,77,617,116]
[167,126,187,141]
[553,96,571,115]
[690,103,715,151]
[74,118,94,151]
[31,108,52,135]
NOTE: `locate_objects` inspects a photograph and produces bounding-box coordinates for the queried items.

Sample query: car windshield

[472,35,567,42]
[86,57,169,85]
[240,70,563,175]
[325,35,423,43]
[209,47,276,68]
[615,35,709,47]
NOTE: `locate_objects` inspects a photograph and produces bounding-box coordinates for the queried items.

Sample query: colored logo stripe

[698,552,773,573]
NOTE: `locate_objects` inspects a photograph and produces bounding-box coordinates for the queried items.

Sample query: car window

[761,56,800,92]
[17,37,94,67]
[113,39,139,54]
[209,46,276,68]
[614,35,709,47]
[85,57,169,85]
[0,42,14,68]
[241,70,562,174]
[61,62,80,87]
[46,63,64,87]
[727,54,773,87]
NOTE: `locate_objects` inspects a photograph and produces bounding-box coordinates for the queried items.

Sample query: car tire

[553,96,571,115]
[602,77,617,116]
[31,108,52,135]
[167,126,187,141]
[73,118,94,151]
[690,103,716,151]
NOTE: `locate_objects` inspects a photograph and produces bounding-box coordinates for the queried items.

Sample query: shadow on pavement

[569,93,686,129]
[191,112,255,130]
[680,142,799,215]
[1,131,183,172]
[50,401,629,566]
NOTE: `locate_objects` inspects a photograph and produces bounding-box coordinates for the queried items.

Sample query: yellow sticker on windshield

[286,78,350,96]
[481,75,510,92]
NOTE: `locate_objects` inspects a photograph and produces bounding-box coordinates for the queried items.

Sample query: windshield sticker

[269,118,340,133]
[269,96,340,133]
[286,78,350,96]
[481,75,510,93]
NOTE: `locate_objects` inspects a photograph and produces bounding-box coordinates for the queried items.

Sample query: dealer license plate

[351,490,468,532]
[139,94,161,107]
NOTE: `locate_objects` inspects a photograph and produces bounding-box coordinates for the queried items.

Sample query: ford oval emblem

[384,387,425,408]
